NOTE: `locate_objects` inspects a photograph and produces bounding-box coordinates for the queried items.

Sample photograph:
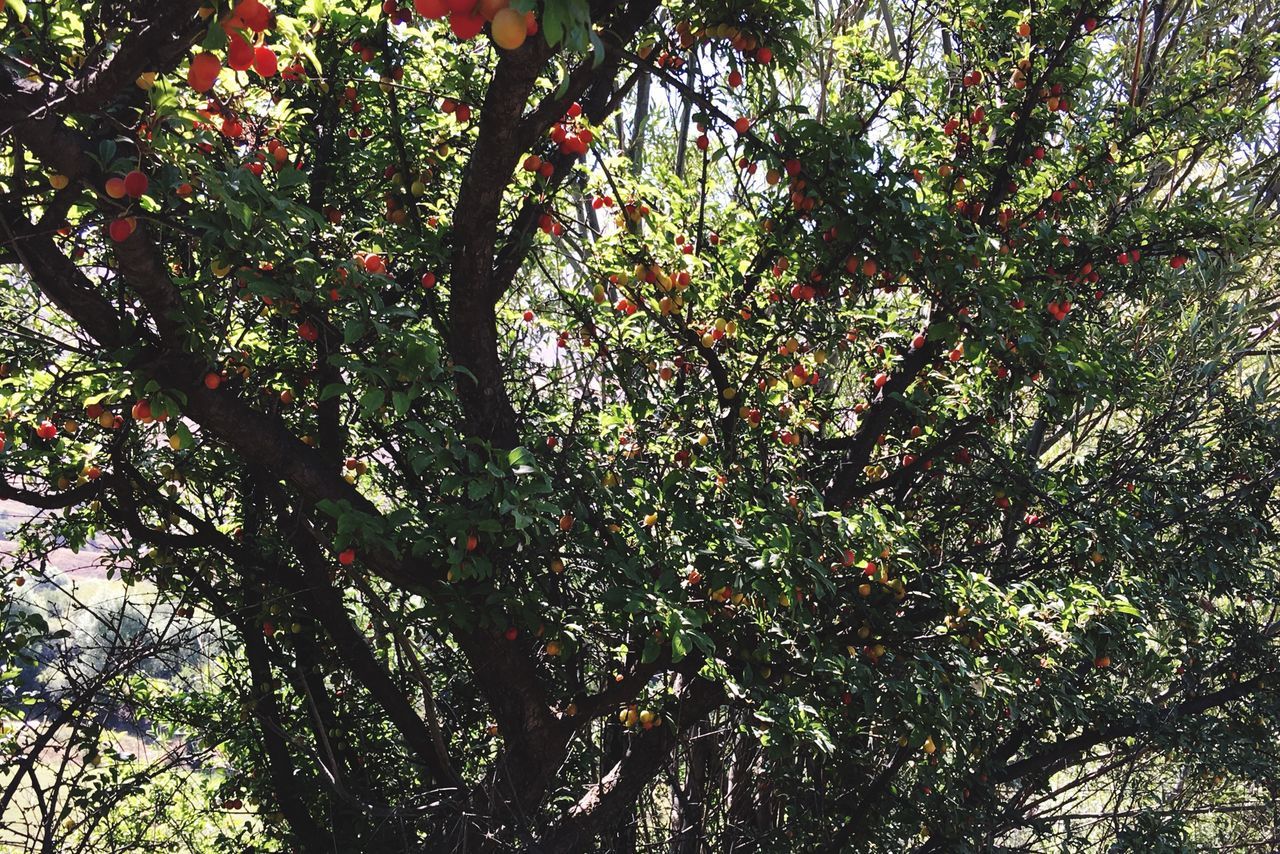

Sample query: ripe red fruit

[522,310,534,322]
[131,400,154,422]
[734,116,751,135]
[363,254,386,274]
[338,548,356,565]
[504,626,518,641]
[727,69,742,88]
[204,372,223,390]
[35,420,57,440]
[1170,255,1187,269]
[755,47,772,63]
[188,53,221,92]
[235,0,271,31]
[253,46,278,77]
[420,272,437,289]
[911,333,926,350]
[123,170,148,198]
[298,320,320,342]
[873,372,888,389]
[450,11,485,39]
[108,217,135,242]
[414,0,447,17]
[228,32,254,70]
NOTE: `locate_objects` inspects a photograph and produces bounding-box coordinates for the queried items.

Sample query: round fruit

[414,0,448,17]
[450,11,485,39]
[253,46,278,77]
[188,53,221,92]
[108,217,135,242]
[228,33,254,70]
[491,7,526,49]
[123,170,148,198]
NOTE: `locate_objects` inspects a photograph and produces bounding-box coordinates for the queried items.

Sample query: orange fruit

[188,53,221,92]
[491,7,526,49]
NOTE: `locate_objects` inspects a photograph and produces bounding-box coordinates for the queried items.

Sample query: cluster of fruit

[409,0,538,48]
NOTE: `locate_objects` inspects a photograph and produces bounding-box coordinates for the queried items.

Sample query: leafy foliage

[1,0,1279,851]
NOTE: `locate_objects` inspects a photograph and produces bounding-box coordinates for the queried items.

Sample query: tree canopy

[2,0,1280,851]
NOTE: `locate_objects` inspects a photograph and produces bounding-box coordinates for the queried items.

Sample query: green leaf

[320,382,348,401]
[508,446,540,476]
[360,388,385,414]
[670,632,690,663]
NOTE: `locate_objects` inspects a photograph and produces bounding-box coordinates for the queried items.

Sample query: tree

[1,0,1279,850]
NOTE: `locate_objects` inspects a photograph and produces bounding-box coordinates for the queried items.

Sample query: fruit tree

[2,0,1280,851]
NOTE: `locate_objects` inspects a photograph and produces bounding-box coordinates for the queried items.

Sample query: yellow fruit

[491,8,528,50]
[923,736,937,754]
[49,173,69,190]
[211,259,232,277]
[136,72,157,90]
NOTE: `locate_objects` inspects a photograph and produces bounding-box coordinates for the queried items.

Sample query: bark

[541,679,724,853]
